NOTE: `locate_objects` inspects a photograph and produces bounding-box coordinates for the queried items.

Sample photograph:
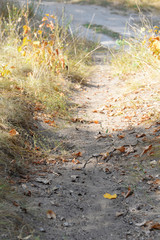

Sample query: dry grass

[0,1,96,238]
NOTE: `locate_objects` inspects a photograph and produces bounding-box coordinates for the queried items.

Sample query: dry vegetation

[0,0,95,238]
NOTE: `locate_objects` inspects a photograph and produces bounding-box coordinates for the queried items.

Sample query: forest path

[22,60,160,240]
[14,1,160,240]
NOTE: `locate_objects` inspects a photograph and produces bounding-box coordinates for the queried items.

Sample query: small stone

[150,160,157,165]
[39,227,46,232]
[63,222,70,227]
[36,178,51,185]
[71,175,79,182]
[21,184,27,189]
[53,185,61,191]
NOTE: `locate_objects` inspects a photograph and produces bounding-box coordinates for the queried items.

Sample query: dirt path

[15,55,160,240]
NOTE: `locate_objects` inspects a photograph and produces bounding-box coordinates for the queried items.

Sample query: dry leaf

[13,201,19,207]
[101,152,110,160]
[94,120,99,124]
[136,133,146,138]
[125,146,135,155]
[122,187,133,198]
[117,146,126,153]
[103,193,117,199]
[150,222,160,230]
[73,152,82,157]
[118,135,125,139]
[144,221,160,230]
[141,145,152,156]
[46,210,56,219]
[153,179,160,185]
[9,129,19,136]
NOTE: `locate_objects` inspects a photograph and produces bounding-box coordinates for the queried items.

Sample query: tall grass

[0,1,96,238]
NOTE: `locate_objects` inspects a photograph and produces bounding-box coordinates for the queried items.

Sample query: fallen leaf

[153,179,160,185]
[46,210,56,219]
[125,146,135,155]
[117,146,126,153]
[141,145,152,156]
[122,187,133,198]
[101,152,110,160]
[118,135,125,139]
[125,116,132,120]
[13,201,19,207]
[73,152,82,157]
[9,129,19,136]
[150,222,160,230]
[96,134,107,139]
[93,110,98,113]
[94,120,99,124]
[72,158,81,164]
[136,133,146,138]
[103,193,117,199]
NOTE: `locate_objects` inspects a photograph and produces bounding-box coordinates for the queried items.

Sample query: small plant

[18,14,67,74]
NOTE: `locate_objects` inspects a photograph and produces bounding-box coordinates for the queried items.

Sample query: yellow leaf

[45,14,50,16]
[38,30,42,35]
[22,51,26,56]
[23,25,31,34]
[103,193,117,199]
[42,16,48,22]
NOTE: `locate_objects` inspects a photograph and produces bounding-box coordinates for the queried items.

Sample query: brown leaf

[141,145,152,156]
[9,129,19,136]
[153,179,160,185]
[150,222,160,230]
[117,146,126,153]
[118,135,125,139]
[122,187,133,198]
[13,201,19,207]
[144,221,160,230]
[46,210,56,219]
[73,152,82,157]
[136,133,146,138]
[72,158,81,164]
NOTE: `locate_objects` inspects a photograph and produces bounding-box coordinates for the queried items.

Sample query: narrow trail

[22,58,160,240]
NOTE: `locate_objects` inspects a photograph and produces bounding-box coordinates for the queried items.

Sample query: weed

[83,23,121,39]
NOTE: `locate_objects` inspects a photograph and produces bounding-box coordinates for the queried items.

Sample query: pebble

[39,227,46,232]
[63,222,70,227]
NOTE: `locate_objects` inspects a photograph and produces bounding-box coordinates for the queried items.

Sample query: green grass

[83,23,121,39]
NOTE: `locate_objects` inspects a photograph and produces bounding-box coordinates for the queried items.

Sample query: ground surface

[2,1,160,240]
[7,57,159,240]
